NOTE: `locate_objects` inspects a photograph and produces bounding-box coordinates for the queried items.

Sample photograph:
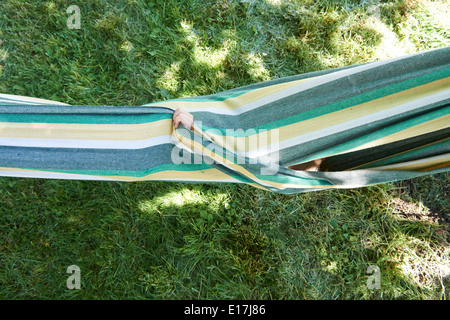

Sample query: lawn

[0,0,448,299]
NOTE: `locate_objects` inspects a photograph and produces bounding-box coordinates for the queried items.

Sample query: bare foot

[173,108,194,130]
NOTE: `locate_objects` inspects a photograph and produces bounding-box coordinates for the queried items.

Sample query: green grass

[0,0,449,300]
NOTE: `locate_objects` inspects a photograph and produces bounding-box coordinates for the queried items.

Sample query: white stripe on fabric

[176,55,416,115]
[0,94,69,105]
[0,135,172,149]
[271,90,450,158]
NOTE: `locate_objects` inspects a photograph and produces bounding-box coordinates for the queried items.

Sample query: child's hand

[173,108,194,130]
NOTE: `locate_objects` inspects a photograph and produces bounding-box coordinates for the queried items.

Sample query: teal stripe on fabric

[256,172,333,186]
[176,127,334,187]
[357,139,449,169]
[299,107,450,162]
[198,68,450,136]
[178,126,272,168]
[12,163,214,177]
[191,106,449,166]
[144,89,251,104]
[0,112,173,124]
[260,67,450,131]
[176,128,239,164]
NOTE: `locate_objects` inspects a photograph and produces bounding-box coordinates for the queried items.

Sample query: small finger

[173,108,188,119]
[173,116,180,128]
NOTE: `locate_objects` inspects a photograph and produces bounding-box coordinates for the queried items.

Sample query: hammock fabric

[0,47,449,194]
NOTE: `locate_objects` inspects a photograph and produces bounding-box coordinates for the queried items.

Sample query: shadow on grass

[1,174,448,299]
[0,177,278,299]
[394,173,449,224]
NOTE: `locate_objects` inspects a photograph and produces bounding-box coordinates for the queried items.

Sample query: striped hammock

[0,47,449,194]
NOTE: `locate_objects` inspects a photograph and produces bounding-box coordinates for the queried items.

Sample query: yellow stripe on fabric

[420,162,450,171]
[103,168,237,181]
[370,155,450,171]
[202,77,450,153]
[173,127,338,190]
[173,127,273,188]
[0,166,264,189]
[0,119,173,140]
[339,115,450,155]
[149,77,313,111]
[347,137,449,170]
[4,77,444,149]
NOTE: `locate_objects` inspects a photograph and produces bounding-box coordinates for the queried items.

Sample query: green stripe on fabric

[199,68,450,135]
[176,128,237,164]
[0,112,173,124]
[256,172,333,186]
[178,127,260,166]
[13,163,213,177]
[190,106,449,166]
[176,128,334,187]
[357,139,449,169]
[301,107,450,162]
